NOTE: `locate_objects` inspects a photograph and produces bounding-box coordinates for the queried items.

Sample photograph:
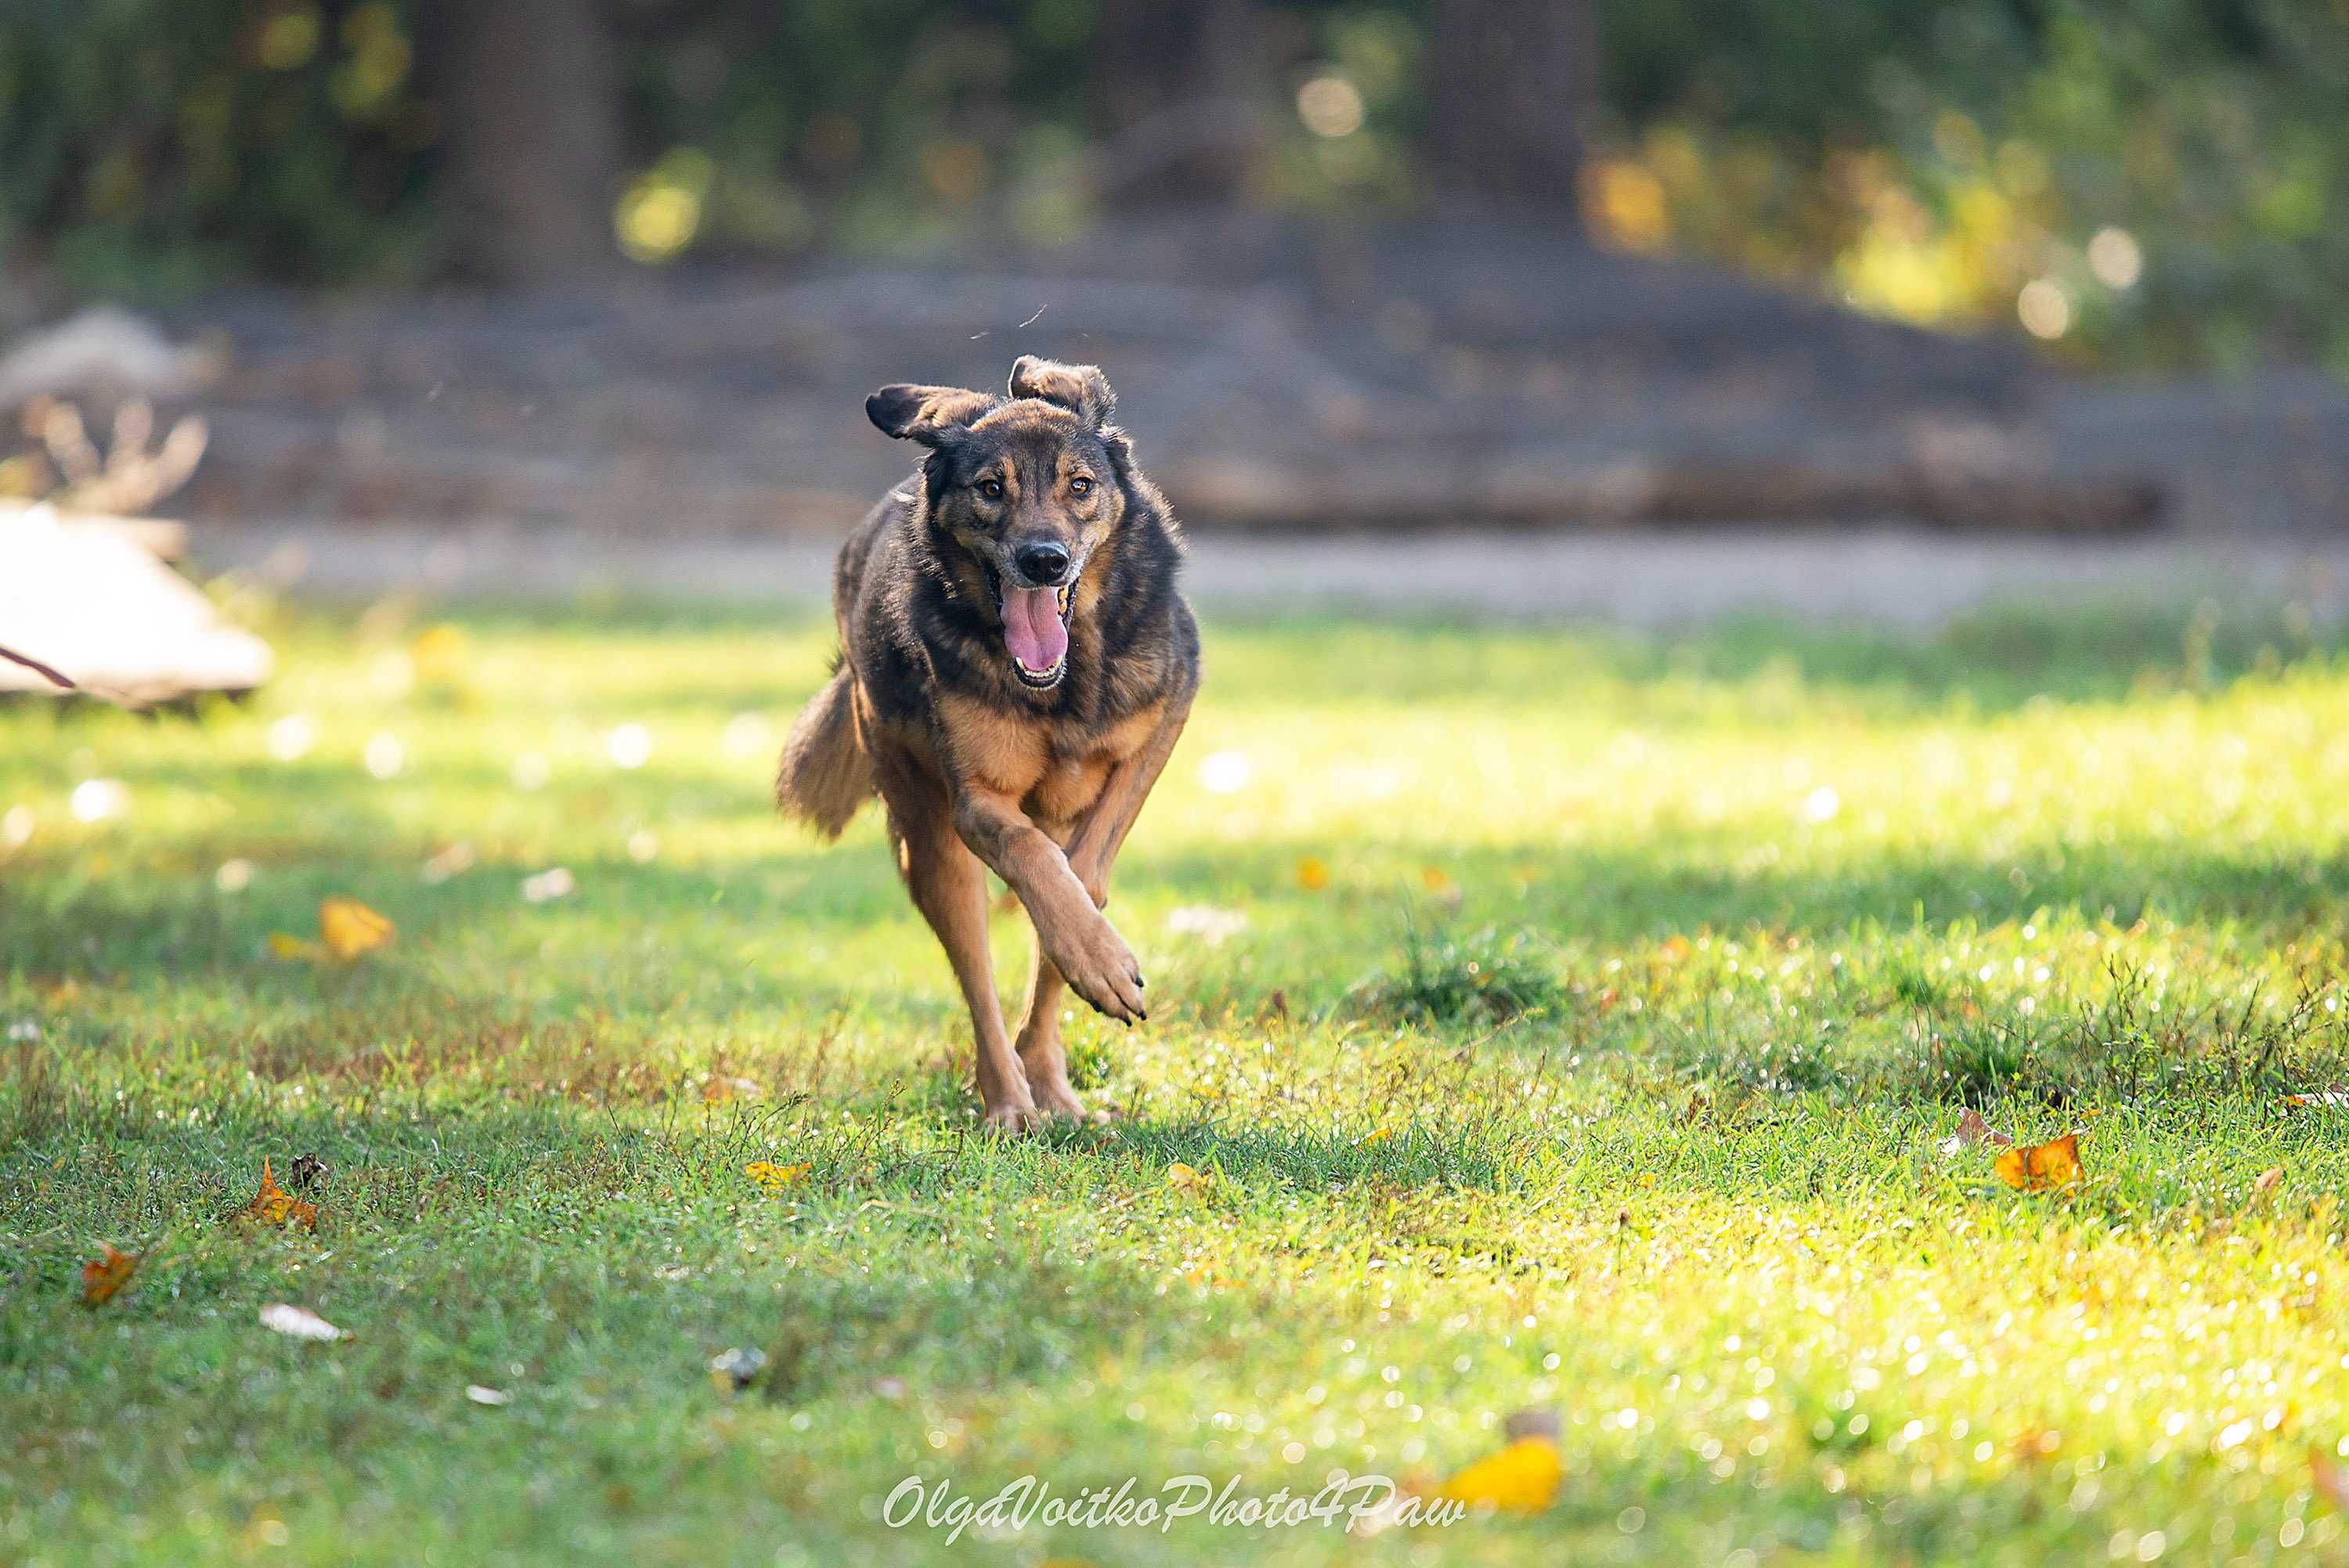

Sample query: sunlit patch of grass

[6,601,2349,1565]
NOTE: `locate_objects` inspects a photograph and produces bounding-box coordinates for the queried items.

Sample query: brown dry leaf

[234,1157,320,1230]
[1940,1108,2015,1157]
[702,1075,759,1105]
[1994,1132,2086,1192]
[2252,1166,2284,1202]
[318,896,395,960]
[1431,1409,1564,1514]
[79,1242,141,1307]
[2282,1090,2349,1109]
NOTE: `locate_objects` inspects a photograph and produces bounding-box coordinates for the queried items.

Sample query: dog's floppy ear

[866,384,998,447]
[1008,355,1115,429]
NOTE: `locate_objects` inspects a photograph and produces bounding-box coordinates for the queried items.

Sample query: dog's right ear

[866,384,998,447]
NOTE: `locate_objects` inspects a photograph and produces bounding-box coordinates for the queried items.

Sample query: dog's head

[868,357,1130,690]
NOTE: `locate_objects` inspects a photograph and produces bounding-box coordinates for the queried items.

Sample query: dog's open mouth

[1000,581,1074,688]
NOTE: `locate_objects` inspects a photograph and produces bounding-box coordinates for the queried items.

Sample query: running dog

[776,356,1198,1130]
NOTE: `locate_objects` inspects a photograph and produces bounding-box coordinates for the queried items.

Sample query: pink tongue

[1001,586,1067,672]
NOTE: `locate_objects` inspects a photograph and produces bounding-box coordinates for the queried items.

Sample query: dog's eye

[1069,475,1093,497]
[977,478,1004,500]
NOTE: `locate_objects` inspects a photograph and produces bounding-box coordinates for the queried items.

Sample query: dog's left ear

[1009,355,1115,429]
[868,384,998,447]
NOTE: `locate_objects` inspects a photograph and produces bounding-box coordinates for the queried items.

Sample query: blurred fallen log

[0,642,74,688]
[0,505,272,705]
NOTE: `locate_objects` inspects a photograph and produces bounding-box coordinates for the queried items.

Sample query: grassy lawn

[9,598,2349,1567]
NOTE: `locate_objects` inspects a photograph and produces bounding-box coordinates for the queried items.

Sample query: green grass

[8,598,2349,1566]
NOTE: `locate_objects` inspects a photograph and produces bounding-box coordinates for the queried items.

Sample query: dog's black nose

[1014,541,1072,584]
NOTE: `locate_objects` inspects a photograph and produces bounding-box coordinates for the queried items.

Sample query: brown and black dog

[776,356,1199,1130]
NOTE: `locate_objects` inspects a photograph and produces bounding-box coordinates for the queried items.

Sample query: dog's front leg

[1064,688,1193,910]
[871,749,1040,1132]
[1013,693,1194,1116]
[952,788,1146,1025]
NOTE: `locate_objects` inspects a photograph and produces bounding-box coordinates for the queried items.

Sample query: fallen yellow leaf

[411,625,471,686]
[318,896,395,960]
[1165,1162,1211,1193]
[744,1160,810,1191]
[267,932,321,961]
[1994,1132,2085,1192]
[79,1242,140,1307]
[1432,1410,1562,1514]
[234,1157,320,1230]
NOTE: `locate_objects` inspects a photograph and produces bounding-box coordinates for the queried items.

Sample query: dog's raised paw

[1052,921,1146,1022]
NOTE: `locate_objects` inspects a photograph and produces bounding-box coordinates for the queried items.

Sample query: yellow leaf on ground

[1994,1132,2085,1192]
[744,1160,810,1191]
[234,1157,320,1230]
[267,932,322,961]
[79,1242,140,1307]
[318,896,395,960]
[1432,1410,1563,1514]
[411,625,471,686]
[1166,1162,1211,1193]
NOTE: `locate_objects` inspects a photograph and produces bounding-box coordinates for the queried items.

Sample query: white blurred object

[0,503,272,703]
[0,307,221,405]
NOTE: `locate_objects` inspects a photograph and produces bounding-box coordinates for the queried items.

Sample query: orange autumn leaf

[1994,1132,2085,1192]
[79,1242,141,1307]
[235,1157,320,1230]
[1431,1410,1563,1514]
[318,896,395,960]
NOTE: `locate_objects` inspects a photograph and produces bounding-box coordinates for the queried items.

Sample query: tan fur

[774,666,872,839]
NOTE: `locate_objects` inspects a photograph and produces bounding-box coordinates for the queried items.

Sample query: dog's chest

[944,695,1161,825]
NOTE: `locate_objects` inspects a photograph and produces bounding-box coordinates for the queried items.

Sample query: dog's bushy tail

[775,662,872,840]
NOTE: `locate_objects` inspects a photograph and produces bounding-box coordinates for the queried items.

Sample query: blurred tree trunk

[1091,0,1263,208]
[1426,0,1596,220]
[423,0,624,284]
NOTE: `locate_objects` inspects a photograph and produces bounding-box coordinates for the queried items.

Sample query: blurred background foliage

[2,0,2345,373]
